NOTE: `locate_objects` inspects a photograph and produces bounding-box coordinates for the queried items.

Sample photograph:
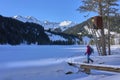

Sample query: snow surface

[82,36,91,44]
[45,32,67,41]
[0,45,120,80]
[45,31,79,44]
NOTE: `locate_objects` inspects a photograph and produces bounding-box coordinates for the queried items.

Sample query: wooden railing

[68,62,120,74]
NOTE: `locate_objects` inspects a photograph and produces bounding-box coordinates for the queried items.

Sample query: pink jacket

[86,46,91,55]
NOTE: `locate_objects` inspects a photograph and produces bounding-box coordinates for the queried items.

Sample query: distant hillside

[45,30,79,45]
[64,16,120,36]
[108,16,120,33]
[63,20,90,37]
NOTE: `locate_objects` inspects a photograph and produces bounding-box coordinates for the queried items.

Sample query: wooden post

[84,68,91,74]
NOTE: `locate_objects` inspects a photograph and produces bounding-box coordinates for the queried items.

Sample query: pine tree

[77,0,119,56]
[104,0,119,55]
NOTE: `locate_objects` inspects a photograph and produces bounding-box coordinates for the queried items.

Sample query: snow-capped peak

[13,15,27,22]
[13,15,23,19]
[44,20,49,24]
[13,15,40,23]
[13,15,77,32]
[59,21,72,26]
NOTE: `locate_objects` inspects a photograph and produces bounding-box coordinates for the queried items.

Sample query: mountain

[64,16,120,45]
[0,15,50,45]
[13,15,42,24]
[13,15,77,32]
[0,15,79,45]
[2,15,119,45]
[64,16,120,36]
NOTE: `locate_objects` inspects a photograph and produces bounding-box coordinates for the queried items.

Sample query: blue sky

[0,0,97,23]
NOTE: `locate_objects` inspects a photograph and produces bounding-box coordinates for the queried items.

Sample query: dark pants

[87,55,93,63]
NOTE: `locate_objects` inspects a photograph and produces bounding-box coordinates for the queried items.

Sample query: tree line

[0,15,50,45]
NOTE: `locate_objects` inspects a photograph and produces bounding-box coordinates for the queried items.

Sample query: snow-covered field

[0,45,120,80]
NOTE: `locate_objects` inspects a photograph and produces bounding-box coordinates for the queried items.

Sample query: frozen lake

[0,45,119,80]
[0,45,88,80]
[0,45,87,63]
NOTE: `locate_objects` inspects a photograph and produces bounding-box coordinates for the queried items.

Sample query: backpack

[89,46,94,53]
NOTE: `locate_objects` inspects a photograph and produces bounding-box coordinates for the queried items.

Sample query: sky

[0,0,99,23]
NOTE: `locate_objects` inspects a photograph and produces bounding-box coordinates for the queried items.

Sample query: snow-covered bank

[0,45,120,80]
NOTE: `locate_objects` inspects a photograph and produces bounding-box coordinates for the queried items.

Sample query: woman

[85,45,94,63]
